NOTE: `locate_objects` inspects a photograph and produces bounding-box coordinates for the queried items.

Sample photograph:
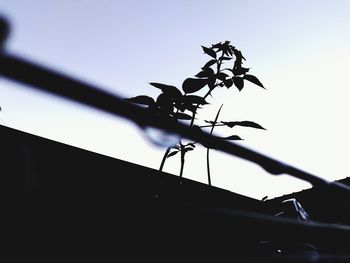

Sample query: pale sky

[1,0,350,199]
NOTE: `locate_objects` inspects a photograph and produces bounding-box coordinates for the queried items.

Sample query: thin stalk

[206,104,223,186]
[179,144,185,178]
[159,107,182,172]
[206,148,211,186]
[159,147,171,171]
[189,89,212,127]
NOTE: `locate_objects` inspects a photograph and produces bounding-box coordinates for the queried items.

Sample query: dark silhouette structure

[1,16,350,262]
[3,124,350,262]
[126,41,265,184]
[266,178,350,225]
[5,124,261,261]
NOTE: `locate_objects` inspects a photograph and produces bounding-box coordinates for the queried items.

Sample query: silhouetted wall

[4,124,350,261]
[3,124,264,261]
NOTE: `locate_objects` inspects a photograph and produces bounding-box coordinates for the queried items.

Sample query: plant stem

[180,144,185,178]
[159,147,171,171]
[206,147,211,186]
[206,104,223,186]
[189,90,212,127]
[159,107,182,172]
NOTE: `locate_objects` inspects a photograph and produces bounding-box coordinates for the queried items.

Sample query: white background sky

[1,0,350,199]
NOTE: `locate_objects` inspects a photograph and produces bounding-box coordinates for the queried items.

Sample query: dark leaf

[186,143,196,148]
[195,68,214,78]
[156,93,174,114]
[243,74,265,89]
[219,56,232,61]
[179,104,199,113]
[211,42,222,49]
[182,78,208,94]
[182,95,208,105]
[174,112,193,120]
[149,82,183,97]
[185,148,194,152]
[222,121,266,130]
[201,45,217,59]
[167,151,179,158]
[224,78,233,88]
[221,121,237,128]
[174,103,186,112]
[234,50,246,61]
[233,77,244,91]
[216,72,228,81]
[219,83,224,87]
[234,60,243,70]
[205,120,217,125]
[223,135,242,140]
[227,47,233,56]
[232,67,250,76]
[202,59,217,69]
[208,76,216,90]
[125,95,155,106]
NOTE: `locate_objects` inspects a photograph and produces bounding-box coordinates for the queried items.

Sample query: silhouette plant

[126,41,265,183]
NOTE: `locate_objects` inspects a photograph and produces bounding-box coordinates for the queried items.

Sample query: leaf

[195,68,214,78]
[221,121,235,127]
[208,76,216,90]
[211,42,222,49]
[221,41,231,56]
[232,67,250,76]
[201,45,217,59]
[182,95,208,105]
[205,120,217,125]
[227,47,233,56]
[223,135,242,140]
[149,82,183,97]
[224,78,233,88]
[216,72,228,81]
[233,49,246,61]
[156,93,174,114]
[178,103,199,113]
[186,143,196,148]
[222,121,266,130]
[232,77,244,91]
[219,56,232,61]
[167,151,179,158]
[243,74,265,89]
[202,59,217,69]
[125,95,155,106]
[185,148,194,152]
[174,112,193,120]
[182,78,208,94]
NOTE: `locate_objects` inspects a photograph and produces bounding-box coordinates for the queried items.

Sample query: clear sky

[1,0,350,199]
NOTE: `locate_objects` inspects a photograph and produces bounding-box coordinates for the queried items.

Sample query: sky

[1,0,350,199]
